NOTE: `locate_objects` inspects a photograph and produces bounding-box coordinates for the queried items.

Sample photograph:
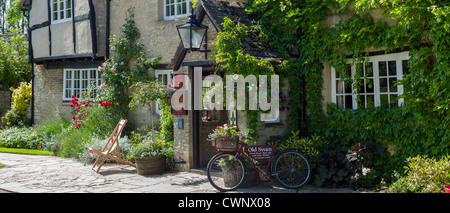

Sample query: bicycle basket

[213,136,239,152]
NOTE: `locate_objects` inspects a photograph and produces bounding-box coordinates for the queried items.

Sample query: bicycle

[206,136,311,192]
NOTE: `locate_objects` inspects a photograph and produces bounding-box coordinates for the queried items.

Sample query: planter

[135,155,166,175]
[223,167,257,188]
[213,137,238,152]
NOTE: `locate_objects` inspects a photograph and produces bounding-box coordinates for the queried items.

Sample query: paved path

[0,153,362,193]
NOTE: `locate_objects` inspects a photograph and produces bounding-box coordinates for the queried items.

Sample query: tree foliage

[0,33,31,91]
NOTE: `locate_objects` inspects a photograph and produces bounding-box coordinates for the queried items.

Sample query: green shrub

[34,116,71,138]
[1,108,27,126]
[159,102,173,142]
[267,131,326,158]
[0,127,43,149]
[1,82,32,126]
[389,155,450,193]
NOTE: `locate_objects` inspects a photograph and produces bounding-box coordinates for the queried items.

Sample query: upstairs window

[164,0,192,20]
[51,0,72,23]
[331,51,409,109]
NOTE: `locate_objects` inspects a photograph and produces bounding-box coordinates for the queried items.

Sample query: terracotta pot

[135,155,166,175]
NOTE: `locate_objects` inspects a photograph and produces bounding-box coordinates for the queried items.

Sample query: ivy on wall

[214,0,449,174]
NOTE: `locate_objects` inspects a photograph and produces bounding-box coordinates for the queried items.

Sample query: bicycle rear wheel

[206,152,247,192]
[272,149,311,189]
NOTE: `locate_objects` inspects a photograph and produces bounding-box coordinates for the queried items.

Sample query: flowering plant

[207,124,256,145]
[69,93,113,128]
[131,140,173,158]
[70,95,90,128]
[160,84,175,99]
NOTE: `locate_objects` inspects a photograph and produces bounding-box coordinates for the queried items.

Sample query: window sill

[51,19,72,25]
[163,15,188,21]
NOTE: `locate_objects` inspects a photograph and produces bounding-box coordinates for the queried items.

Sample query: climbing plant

[99,8,160,114]
[214,0,449,181]
[213,17,279,140]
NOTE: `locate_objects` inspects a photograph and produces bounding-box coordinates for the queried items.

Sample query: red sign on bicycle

[245,145,275,160]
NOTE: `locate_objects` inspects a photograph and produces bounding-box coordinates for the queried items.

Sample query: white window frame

[155,70,173,114]
[51,0,73,24]
[331,51,409,109]
[164,0,192,20]
[63,68,101,101]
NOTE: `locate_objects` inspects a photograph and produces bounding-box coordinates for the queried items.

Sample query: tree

[6,0,27,34]
[0,33,31,91]
[0,0,27,34]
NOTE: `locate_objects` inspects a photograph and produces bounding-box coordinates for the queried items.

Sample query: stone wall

[33,64,70,124]
[110,0,187,65]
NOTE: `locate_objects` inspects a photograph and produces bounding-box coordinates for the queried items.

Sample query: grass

[0,147,54,156]
[0,163,4,168]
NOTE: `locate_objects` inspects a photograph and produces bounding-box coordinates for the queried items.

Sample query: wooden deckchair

[88,119,135,173]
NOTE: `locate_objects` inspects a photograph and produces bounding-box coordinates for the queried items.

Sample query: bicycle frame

[225,138,293,176]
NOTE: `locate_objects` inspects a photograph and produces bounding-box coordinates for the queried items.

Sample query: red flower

[83,113,87,117]
[70,104,74,107]
[99,100,103,105]
[72,95,75,99]
[216,126,220,129]
[88,104,92,107]
[77,123,82,128]
[82,101,86,105]
[72,115,76,120]
[77,106,80,111]
[78,114,82,118]
[168,84,172,87]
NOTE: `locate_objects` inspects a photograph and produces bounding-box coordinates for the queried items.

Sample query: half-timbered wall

[27,0,106,63]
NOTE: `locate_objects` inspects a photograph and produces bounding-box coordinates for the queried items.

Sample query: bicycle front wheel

[206,152,247,192]
[272,149,311,189]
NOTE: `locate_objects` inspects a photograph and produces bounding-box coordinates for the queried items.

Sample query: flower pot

[213,137,238,152]
[135,155,166,175]
[445,185,450,193]
[223,167,257,188]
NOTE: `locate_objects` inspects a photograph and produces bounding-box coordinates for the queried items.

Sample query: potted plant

[160,84,175,106]
[216,155,258,188]
[131,140,171,175]
[207,124,256,149]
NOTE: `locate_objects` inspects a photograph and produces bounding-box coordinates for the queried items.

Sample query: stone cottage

[20,0,292,171]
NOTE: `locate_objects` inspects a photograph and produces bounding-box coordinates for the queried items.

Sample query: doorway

[190,66,228,168]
